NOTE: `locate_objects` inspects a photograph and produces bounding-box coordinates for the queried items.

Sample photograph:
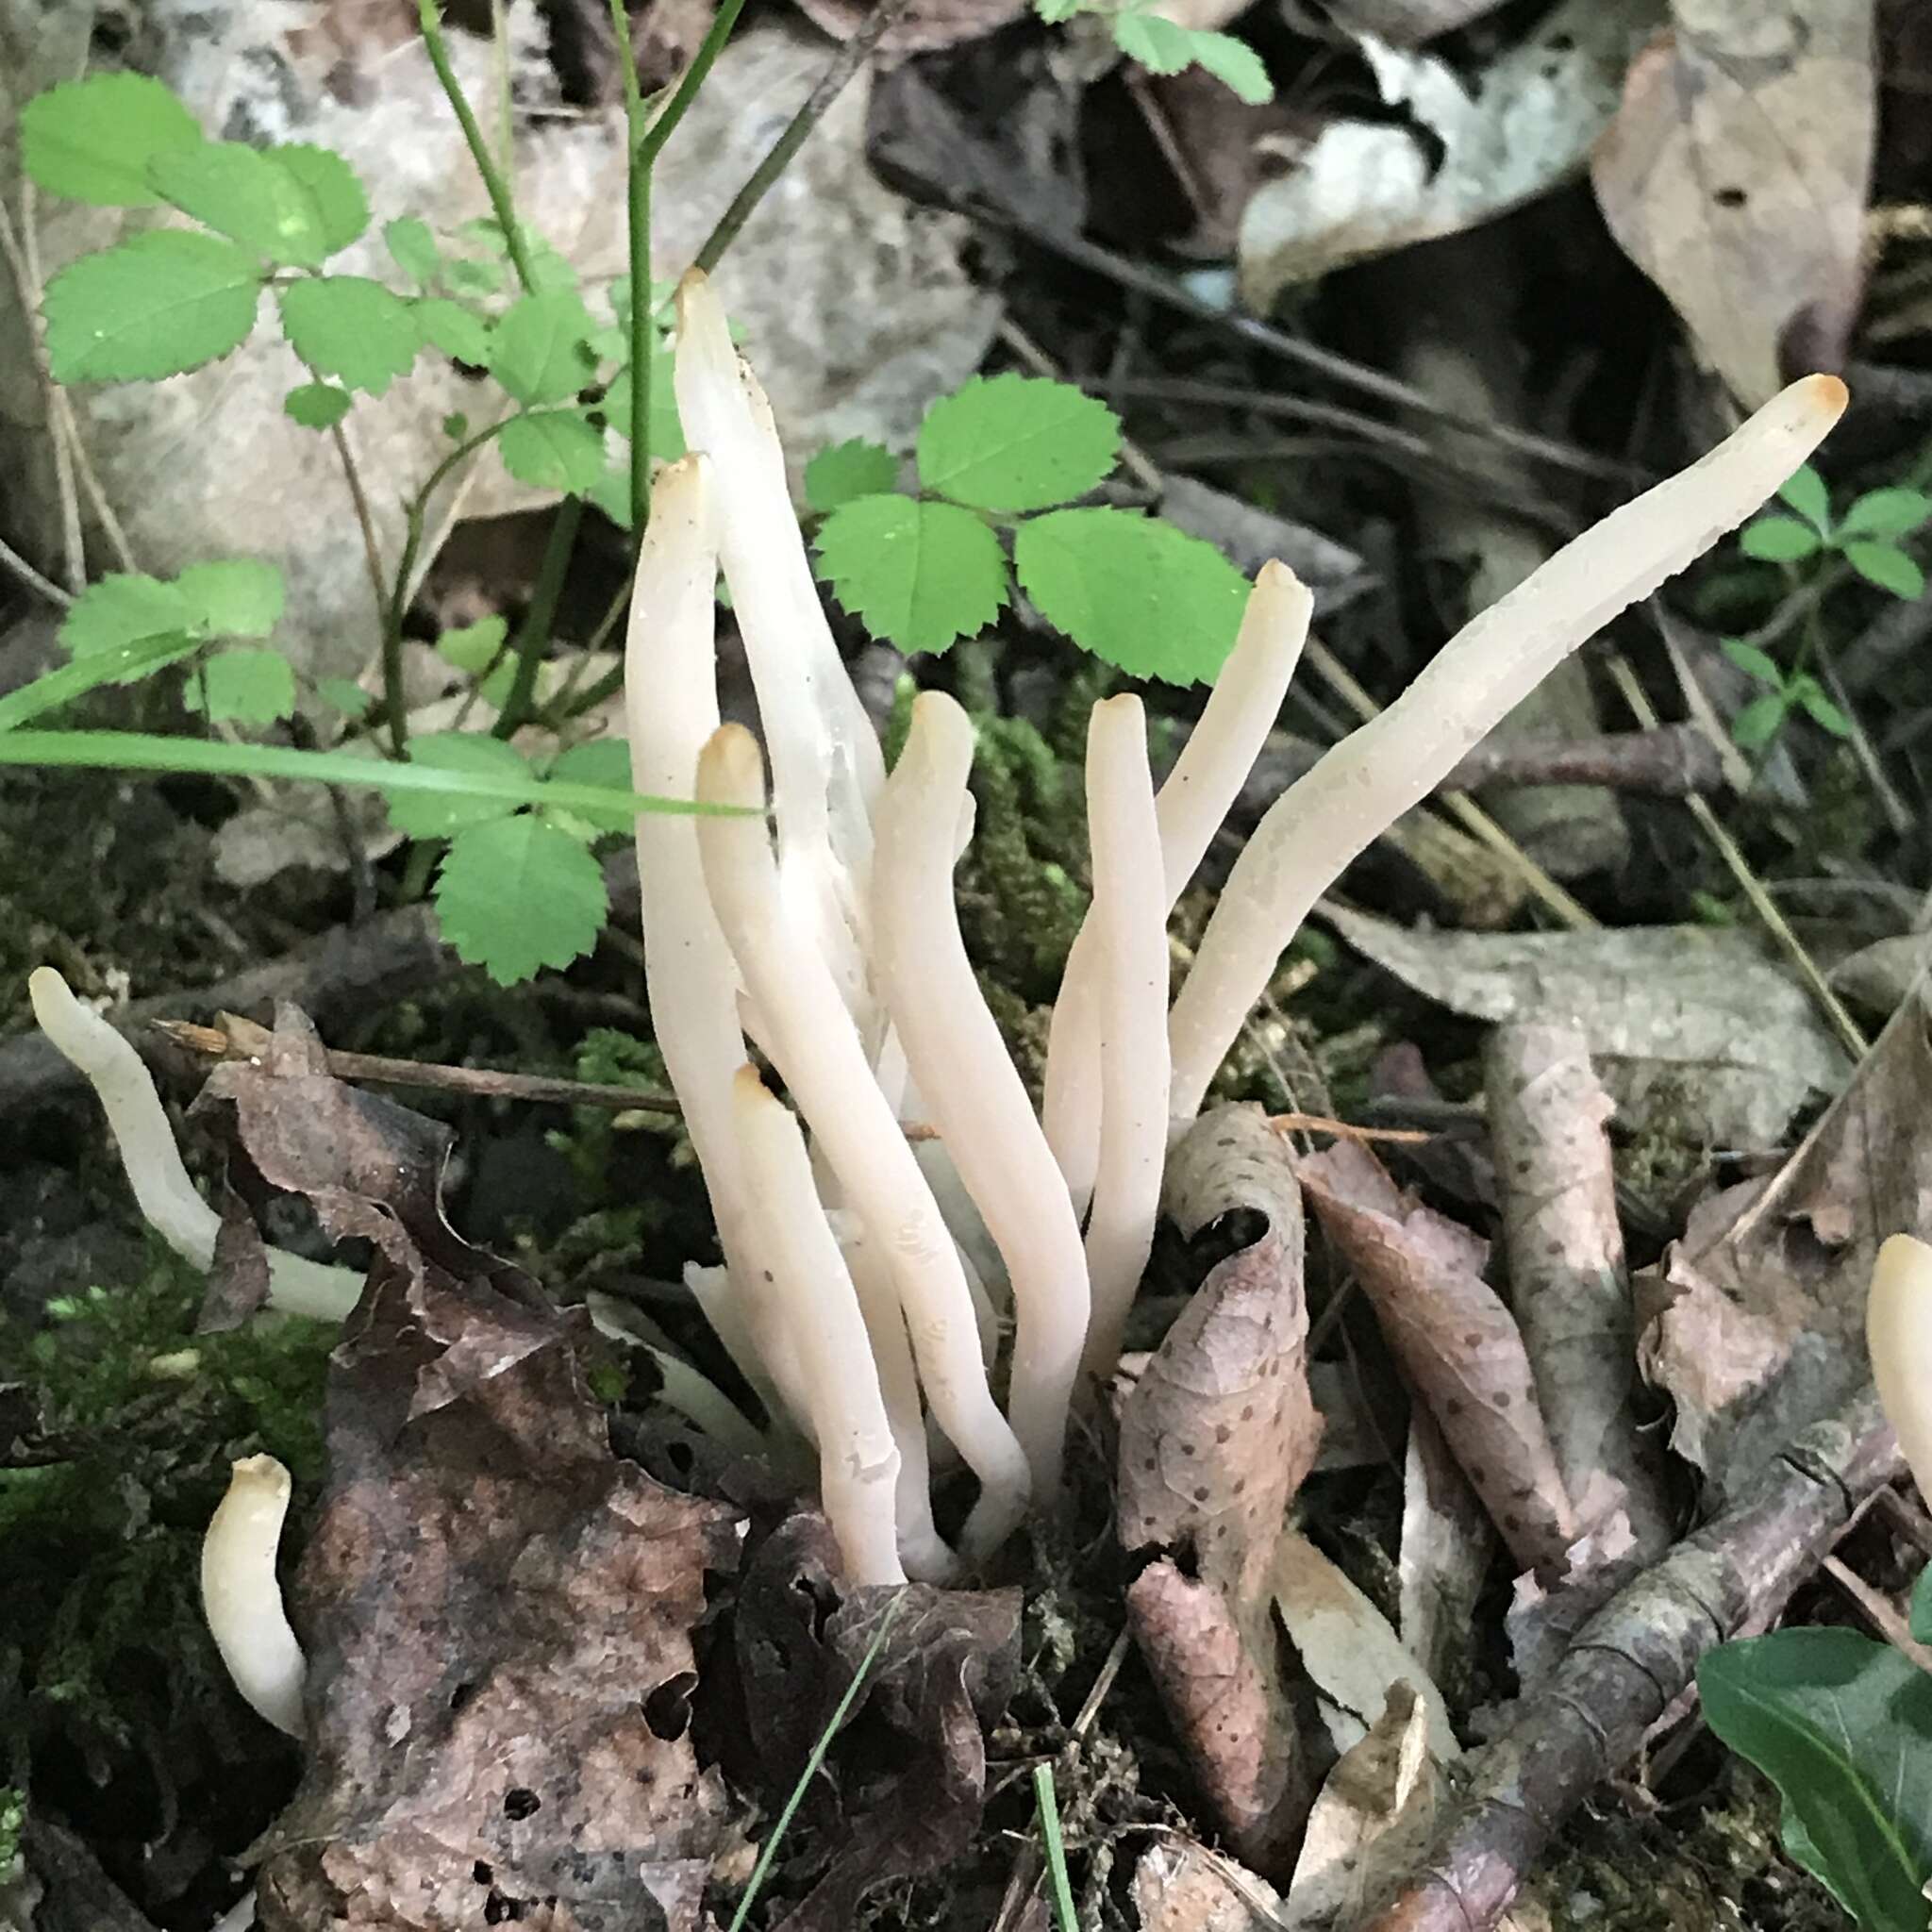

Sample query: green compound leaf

[600,340,685,460]
[1110,10,1274,101]
[1188,30,1274,104]
[1791,679,1852,739]
[1777,463,1832,532]
[435,813,609,986]
[317,676,373,720]
[1740,515,1824,563]
[175,558,284,636]
[499,410,608,494]
[1720,638,1783,687]
[58,560,282,658]
[385,216,442,288]
[491,288,599,406]
[545,738,636,835]
[1731,691,1789,752]
[21,74,204,208]
[148,142,332,266]
[44,230,263,383]
[916,374,1121,513]
[1845,541,1926,600]
[182,647,297,724]
[278,276,420,394]
[1840,488,1932,541]
[816,494,1008,654]
[437,614,515,708]
[285,381,353,428]
[805,439,899,513]
[414,297,492,368]
[386,731,533,840]
[1700,1630,1932,1932]
[269,144,369,256]
[1014,507,1249,683]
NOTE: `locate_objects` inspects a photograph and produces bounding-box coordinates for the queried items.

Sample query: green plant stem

[726,1590,905,1932]
[691,0,913,276]
[415,0,539,295]
[493,496,583,737]
[603,0,653,538]
[638,0,752,175]
[1032,1764,1078,1932]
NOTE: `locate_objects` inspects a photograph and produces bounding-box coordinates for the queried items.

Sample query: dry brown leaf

[1323,908,1851,1146]
[1397,1408,1493,1694]
[1133,1835,1285,1932]
[1300,1142,1574,1574]
[1640,989,1932,1497]
[787,0,1029,54]
[1591,0,1878,403]
[1121,1105,1324,1876]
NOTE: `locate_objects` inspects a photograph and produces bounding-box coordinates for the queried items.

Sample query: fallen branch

[1360,1387,1899,1932]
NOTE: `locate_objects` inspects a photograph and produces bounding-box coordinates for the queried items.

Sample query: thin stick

[330,423,390,624]
[691,0,915,276]
[0,531,72,608]
[0,189,83,592]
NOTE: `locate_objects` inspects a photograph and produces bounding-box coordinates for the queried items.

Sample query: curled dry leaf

[733,1515,1023,1932]
[1591,0,1878,404]
[1640,988,1932,1498]
[1324,908,1851,1147]
[1300,1142,1574,1574]
[258,1262,741,1931]
[1120,1105,1324,1877]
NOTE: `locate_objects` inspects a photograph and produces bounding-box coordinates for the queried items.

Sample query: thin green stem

[415,0,538,294]
[604,0,653,538]
[1032,1764,1078,1932]
[637,0,751,174]
[493,496,584,737]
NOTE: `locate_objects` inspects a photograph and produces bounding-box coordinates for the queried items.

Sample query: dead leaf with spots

[1300,1142,1574,1574]
[1640,988,1932,1499]
[1120,1105,1324,1878]
[1397,1409,1494,1696]
[258,1260,741,1932]
[1133,1835,1285,1931]
[731,1514,1022,1932]
[1591,0,1878,403]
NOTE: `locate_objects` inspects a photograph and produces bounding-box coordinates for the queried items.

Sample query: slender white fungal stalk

[731,1067,907,1585]
[674,271,882,1034]
[1044,562,1314,1214]
[836,1214,958,1582]
[1080,697,1172,1376]
[584,1291,773,1461]
[874,691,1091,1500]
[695,723,1033,1553]
[1869,1234,1932,1504]
[28,968,359,1321]
[1168,374,1851,1119]
[201,1455,306,1738]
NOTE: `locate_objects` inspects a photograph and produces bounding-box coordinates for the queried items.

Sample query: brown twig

[0,186,84,594]
[1360,1387,1900,1932]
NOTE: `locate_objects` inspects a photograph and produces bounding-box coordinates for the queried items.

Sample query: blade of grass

[0,637,200,732]
[0,728,749,820]
[726,1588,907,1932]
[1032,1763,1078,1932]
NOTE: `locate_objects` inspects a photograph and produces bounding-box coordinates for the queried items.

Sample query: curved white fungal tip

[1869,1234,1932,1503]
[201,1454,307,1739]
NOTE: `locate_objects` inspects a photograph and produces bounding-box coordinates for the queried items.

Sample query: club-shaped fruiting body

[1868,1233,1932,1503]
[201,1454,307,1738]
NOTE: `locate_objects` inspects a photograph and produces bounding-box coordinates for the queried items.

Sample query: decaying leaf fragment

[1592,0,1877,403]
[1300,1142,1574,1574]
[1120,1106,1324,1877]
[1641,988,1932,1498]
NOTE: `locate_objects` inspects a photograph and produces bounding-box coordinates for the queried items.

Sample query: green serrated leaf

[1740,516,1824,563]
[1846,541,1926,600]
[491,288,598,405]
[1014,508,1248,683]
[587,465,635,532]
[816,495,1008,654]
[1190,31,1274,103]
[435,813,608,986]
[1720,638,1784,687]
[1111,9,1194,75]
[385,216,442,288]
[600,342,685,459]
[317,675,373,719]
[58,574,192,658]
[438,614,516,707]
[1776,463,1832,532]
[1699,1630,1932,1932]
[269,144,369,256]
[284,381,352,428]
[148,142,329,266]
[499,410,608,493]
[1731,691,1789,751]
[44,230,263,383]
[1035,0,1087,20]
[21,74,204,208]
[1840,488,1932,541]
[917,374,1121,513]
[176,558,284,637]
[805,439,899,513]
[182,647,297,724]
[387,731,532,839]
[545,739,636,834]
[278,275,419,394]
[445,255,505,298]
[414,297,492,367]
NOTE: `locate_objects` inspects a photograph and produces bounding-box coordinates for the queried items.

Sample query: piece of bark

[1356,1388,1900,1932]
[1484,1023,1673,1560]
[1301,1143,1574,1574]
[1121,1106,1324,1878]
